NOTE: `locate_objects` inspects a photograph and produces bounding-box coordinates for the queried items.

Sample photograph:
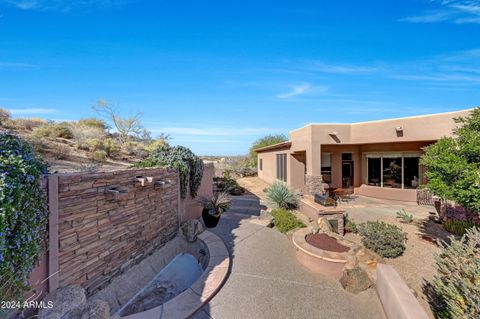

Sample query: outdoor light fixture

[395,126,403,132]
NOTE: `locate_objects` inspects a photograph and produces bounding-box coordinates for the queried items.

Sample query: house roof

[254,141,292,153]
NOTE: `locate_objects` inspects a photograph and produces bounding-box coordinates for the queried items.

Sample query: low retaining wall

[376,264,429,319]
[355,185,417,202]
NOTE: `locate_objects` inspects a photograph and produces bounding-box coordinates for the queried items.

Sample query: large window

[276,153,287,182]
[366,153,421,189]
[321,153,332,184]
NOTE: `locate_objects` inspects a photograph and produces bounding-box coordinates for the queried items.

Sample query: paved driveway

[192,194,386,319]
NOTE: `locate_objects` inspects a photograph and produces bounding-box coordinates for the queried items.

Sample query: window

[259,159,263,171]
[404,157,420,189]
[321,153,332,184]
[382,157,402,188]
[366,152,421,189]
[276,153,287,182]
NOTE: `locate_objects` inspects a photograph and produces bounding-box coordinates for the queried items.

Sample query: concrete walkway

[192,194,386,319]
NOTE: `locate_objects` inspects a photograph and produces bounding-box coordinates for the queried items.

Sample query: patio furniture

[333,188,354,202]
[314,193,336,207]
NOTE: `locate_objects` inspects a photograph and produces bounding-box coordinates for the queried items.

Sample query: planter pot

[202,209,221,228]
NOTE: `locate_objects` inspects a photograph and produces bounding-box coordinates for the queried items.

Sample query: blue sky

[0,0,479,155]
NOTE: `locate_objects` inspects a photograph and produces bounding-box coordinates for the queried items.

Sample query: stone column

[305,143,324,195]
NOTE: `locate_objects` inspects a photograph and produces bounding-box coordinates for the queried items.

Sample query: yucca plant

[198,191,231,217]
[265,181,300,209]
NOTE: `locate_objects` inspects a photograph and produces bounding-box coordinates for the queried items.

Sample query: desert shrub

[9,118,46,130]
[135,145,204,199]
[430,227,480,319]
[214,171,244,195]
[344,213,358,233]
[265,181,300,209]
[271,208,305,233]
[69,123,106,148]
[103,138,121,156]
[146,138,168,153]
[92,150,107,162]
[443,219,475,235]
[77,118,108,130]
[50,143,70,160]
[122,141,148,158]
[396,209,413,223]
[31,122,73,139]
[358,221,406,258]
[0,108,11,125]
[86,138,104,152]
[0,133,48,303]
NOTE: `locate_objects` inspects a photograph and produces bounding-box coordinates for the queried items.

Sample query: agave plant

[198,191,231,217]
[265,181,300,209]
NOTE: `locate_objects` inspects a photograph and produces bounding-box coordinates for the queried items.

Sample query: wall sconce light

[395,126,403,132]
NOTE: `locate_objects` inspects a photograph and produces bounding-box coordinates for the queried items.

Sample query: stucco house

[255,109,473,202]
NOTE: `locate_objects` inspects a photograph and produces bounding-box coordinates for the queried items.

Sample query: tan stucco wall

[257,109,473,201]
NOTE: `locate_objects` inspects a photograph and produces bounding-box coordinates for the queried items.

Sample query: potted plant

[199,191,231,228]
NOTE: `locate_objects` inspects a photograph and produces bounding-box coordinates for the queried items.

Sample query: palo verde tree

[249,134,288,167]
[420,108,480,214]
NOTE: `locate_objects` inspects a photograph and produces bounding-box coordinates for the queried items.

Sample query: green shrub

[92,150,107,162]
[344,213,358,233]
[0,133,48,303]
[86,138,104,152]
[265,181,300,209]
[136,145,204,199]
[271,209,305,233]
[103,138,121,156]
[431,227,480,319]
[358,221,406,258]
[396,208,413,223]
[443,219,475,235]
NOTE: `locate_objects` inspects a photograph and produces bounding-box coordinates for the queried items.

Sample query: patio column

[305,143,323,195]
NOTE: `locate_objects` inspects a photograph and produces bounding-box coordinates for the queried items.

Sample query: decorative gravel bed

[305,233,350,253]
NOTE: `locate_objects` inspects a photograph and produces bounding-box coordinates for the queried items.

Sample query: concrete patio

[192,194,386,319]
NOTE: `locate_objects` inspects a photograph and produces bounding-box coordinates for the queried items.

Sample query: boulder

[63,299,110,319]
[181,219,204,242]
[38,285,86,319]
[339,266,374,294]
[317,217,333,233]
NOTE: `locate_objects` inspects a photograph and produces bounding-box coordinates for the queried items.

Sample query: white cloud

[277,83,312,99]
[8,108,58,115]
[0,61,36,68]
[401,0,480,24]
[0,0,129,12]
[306,62,380,74]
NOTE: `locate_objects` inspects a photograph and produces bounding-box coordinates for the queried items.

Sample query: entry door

[341,153,354,188]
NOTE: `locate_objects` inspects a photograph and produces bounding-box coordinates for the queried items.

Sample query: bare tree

[92,98,145,144]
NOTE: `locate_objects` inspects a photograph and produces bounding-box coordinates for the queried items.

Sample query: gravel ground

[345,215,452,319]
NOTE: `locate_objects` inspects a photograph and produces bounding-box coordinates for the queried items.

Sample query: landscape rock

[38,285,86,319]
[63,299,110,319]
[317,217,333,233]
[339,266,374,294]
